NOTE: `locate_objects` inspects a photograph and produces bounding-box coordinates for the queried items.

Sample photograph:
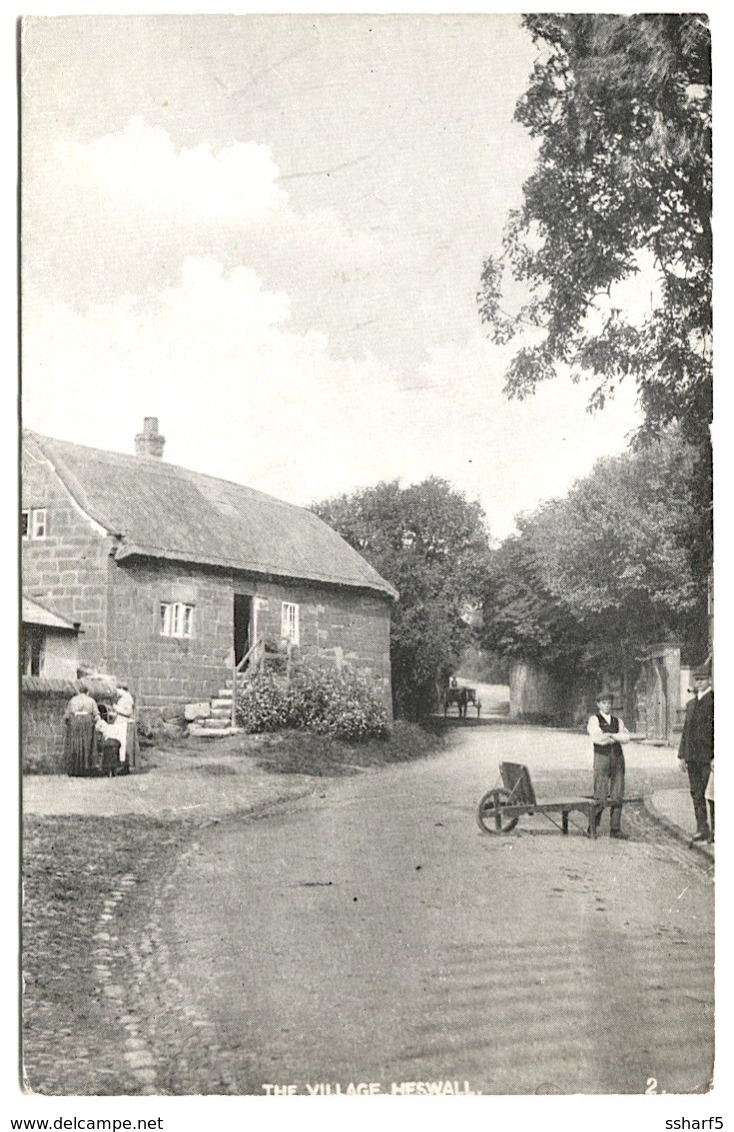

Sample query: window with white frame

[160,601,194,638]
[22,508,47,539]
[281,601,299,645]
[33,509,48,538]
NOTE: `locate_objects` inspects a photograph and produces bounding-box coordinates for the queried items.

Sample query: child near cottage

[95,704,128,777]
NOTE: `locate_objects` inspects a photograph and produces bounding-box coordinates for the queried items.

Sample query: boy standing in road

[587,691,631,839]
[678,666,714,843]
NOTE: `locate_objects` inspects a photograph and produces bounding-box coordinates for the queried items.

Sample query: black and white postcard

[16,9,724,1128]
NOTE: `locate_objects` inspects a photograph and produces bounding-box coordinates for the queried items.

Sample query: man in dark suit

[678,666,714,842]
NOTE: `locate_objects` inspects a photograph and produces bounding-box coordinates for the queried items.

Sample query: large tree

[478,14,712,443]
[480,431,710,679]
[313,478,491,718]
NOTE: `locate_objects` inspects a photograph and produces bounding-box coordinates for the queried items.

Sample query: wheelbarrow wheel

[477,788,519,834]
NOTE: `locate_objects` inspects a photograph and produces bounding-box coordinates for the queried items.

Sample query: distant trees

[313,478,491,718]
[477,14,712,445]
[480,432,710,680]
[314,432,708,717]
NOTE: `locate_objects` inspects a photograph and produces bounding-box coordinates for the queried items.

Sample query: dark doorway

[233,594,252,667]
[22,625,43,676]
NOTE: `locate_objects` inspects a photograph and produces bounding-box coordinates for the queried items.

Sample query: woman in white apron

[114,683,138,771]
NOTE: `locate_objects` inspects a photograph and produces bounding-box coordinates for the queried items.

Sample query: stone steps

[187,724,240,739]
[185,681,248,738]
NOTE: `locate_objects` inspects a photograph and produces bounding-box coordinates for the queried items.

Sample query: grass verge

[249,719,447,776]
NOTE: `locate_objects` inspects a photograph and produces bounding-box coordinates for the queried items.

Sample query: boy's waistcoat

[594,713,622,758]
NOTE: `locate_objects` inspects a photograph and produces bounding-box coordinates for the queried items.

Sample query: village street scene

[19,10,717,1123]
[23,704,714,1097]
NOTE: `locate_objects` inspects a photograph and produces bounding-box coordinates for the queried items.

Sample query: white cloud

[23,118,382,312]
[22,258,399,494]
[39,116,288,225]
[23,260,642,541]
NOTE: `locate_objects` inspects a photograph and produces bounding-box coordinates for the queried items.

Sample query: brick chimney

[135,417,166,459]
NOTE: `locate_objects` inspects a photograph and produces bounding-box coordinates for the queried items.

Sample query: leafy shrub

[235,672,293,734]
[236,663,388,740]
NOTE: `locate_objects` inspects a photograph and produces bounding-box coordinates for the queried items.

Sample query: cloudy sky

[21,13,643,538]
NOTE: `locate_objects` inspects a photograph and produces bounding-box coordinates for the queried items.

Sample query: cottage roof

[22,595,79,632]
[24,431,398,599]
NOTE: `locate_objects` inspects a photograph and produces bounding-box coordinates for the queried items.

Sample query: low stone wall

[21,676,80,774]
[509,661,569,725]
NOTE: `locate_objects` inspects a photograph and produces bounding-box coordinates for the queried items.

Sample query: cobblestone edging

[85,839,221,1096]
[91,871,160,1094]
[24,786,315,1095]
[122,830,260,1095]
[40,820,259,1096]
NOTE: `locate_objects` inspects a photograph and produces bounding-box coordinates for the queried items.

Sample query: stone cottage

[21,420,397,725]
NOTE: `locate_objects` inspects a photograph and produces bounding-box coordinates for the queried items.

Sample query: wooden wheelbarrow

[476,762,642,839]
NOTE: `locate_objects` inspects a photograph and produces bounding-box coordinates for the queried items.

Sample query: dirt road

[149,721,713,1095]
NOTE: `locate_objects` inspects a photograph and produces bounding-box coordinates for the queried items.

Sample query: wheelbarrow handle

[582,795,644,804]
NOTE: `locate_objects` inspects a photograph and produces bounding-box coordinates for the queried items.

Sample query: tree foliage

[480,536,587,671]
[478,14,712,442]
[480,431,710,675]
[313,478,491,718]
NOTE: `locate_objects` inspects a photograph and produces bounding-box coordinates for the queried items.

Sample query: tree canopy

[477,14,712,443]
[313,477,491,718]
[480,431,710,677]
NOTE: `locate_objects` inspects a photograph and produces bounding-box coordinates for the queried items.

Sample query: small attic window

[22,508,47,539]
[33,509,48,538]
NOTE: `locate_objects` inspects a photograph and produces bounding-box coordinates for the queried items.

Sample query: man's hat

[692,665,710,679]
[595,689,614,701]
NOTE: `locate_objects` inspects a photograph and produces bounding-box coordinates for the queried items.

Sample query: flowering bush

[235,672,292,733]
[235,663,388,740]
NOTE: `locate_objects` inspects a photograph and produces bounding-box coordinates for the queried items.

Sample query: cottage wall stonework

[107,560,393,721]
[107,560,235,712]
[22,441,111,669]
[251,578,392,714]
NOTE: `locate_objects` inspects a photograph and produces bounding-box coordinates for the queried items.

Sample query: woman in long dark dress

[63,682,100,776]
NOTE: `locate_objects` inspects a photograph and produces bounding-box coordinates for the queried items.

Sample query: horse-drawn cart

[443,683,482,719]
[477,762,642,838]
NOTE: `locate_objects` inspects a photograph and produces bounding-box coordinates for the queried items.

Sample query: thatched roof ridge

[24,431,397,599]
